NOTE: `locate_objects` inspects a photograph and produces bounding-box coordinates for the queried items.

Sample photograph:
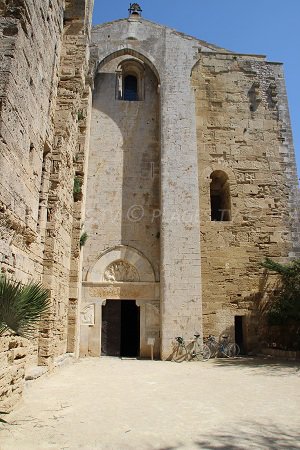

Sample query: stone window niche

[116,59,145,101]
[210,170,231,221]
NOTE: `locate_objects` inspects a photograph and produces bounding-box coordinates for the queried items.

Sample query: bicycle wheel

[172,344,188,362]
[194,343,211,361]
[207,342,218,358]
[221,345,231,358]
[202,343,211,361]
[227,343,240,357]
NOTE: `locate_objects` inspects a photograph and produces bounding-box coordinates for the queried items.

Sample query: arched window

[124,75,138,101]
[210,170,231,221]
[116,59,145,101]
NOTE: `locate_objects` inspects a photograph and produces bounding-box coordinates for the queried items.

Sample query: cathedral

[0,0,299,378]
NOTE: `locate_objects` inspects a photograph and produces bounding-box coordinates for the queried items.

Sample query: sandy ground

[1,357,300,450]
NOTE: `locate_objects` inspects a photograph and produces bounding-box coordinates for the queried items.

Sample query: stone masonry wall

[192,53,300,350]
[0,0,64,284]
[0,0,94,410]
[0,0,65,370]
[38,0,94,364]
[0,335,28,412]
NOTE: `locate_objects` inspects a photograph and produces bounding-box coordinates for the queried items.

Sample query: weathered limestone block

[0,335,28,412]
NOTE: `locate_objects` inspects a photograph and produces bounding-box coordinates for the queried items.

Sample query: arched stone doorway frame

[86,244,157,283]
[80,246,160,358]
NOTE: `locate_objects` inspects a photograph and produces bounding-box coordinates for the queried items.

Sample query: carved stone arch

[94,48,161,85]
[117,58,145,75]
[104,259,140,282]
[86,245,156,282]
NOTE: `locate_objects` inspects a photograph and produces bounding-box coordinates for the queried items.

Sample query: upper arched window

[124,75,138,101]
[116,59,144,101]
[210,170,231,221]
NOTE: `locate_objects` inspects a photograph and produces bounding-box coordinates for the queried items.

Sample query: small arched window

[124,75,138,101]
[210,170,231,221]
[116,59,145,101]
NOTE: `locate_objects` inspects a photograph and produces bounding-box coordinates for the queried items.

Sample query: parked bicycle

[204,334,240,358]
[172,332,211,362]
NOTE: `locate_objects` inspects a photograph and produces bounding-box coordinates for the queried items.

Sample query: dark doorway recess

[101,300,140,357]
[235,315,246,355]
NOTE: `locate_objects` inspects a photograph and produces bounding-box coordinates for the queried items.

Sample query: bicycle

[204,334,240,358]
[172,332,211,362]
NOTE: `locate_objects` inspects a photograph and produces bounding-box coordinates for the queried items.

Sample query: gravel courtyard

[1,357,300,450]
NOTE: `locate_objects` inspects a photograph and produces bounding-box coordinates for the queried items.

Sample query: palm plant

[0,275,50,338]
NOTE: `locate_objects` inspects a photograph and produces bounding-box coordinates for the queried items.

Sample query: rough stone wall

[0,0,93,409]
[0,1,66,372]
[192,53,299,349]
[38,0,94,365]
[0,335,27,412]
[0,0,64,284]
[67,87,92,356]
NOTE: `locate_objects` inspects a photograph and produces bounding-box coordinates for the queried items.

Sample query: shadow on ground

[159,421,300,449]
[207,356,300,377]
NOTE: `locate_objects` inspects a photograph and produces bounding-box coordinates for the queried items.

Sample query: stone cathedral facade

[0,0,299,373]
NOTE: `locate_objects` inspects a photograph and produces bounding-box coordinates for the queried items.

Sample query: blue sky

[93,0,300,179]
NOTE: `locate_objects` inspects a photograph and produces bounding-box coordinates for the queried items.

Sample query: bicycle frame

[172,334,210,362]
[205,335,239,358]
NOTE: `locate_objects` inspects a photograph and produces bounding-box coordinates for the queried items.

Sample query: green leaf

[261,257,300,331]
[80,231,88,248]
[0,275,50,338]
[73,177,82,195]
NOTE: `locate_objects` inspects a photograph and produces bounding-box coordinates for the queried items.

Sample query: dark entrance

[234,316,245,354]
[101,300,140,357]
[124,75,138,101]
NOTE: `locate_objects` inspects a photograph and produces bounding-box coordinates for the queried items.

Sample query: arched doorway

[80,246,160,359]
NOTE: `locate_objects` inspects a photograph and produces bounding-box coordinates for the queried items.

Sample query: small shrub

[73,177,82,195]
[261,257,300,324]
[261,257,300,350]
[80,232,88,248]
[77,110,84,121]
